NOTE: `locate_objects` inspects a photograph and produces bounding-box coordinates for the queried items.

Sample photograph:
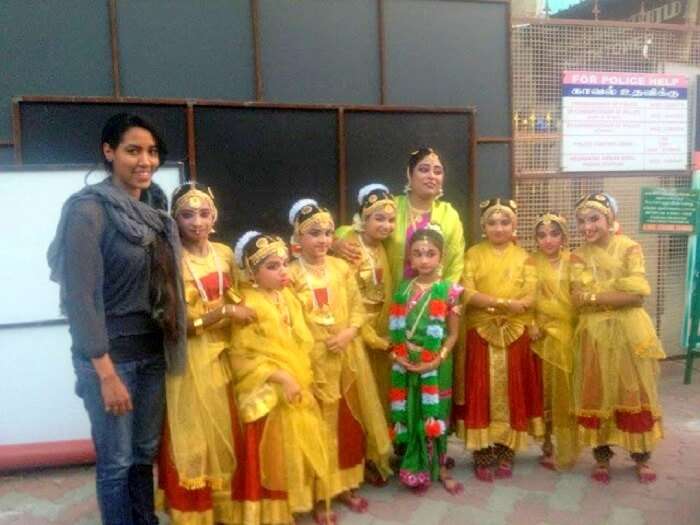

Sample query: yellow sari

[159,242,238,525]
[225,287,330,524]
[289,256,392,497]
[571,235,665,453]
[530,250,580,469]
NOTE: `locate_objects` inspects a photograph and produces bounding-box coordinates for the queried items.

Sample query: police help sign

[561,71,688,172]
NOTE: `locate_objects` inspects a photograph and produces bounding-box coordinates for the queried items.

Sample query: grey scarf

[47,178,187,374]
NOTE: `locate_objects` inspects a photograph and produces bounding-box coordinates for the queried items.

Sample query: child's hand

[226,304,257,324]
[326,327,357,352]
[406,356,442,374]
[280,373,302,404]
[506,299,528,315]
[528,324,542,341]
[332,238,362,264]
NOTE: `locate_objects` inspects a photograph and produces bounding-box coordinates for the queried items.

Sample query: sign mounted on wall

[640,187,697,234]
[561,71,688,172]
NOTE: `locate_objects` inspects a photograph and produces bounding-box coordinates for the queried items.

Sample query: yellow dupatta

[289,256,393,479]
[571,235,665,443]
[530,250,580,469]
[229,286,329,513]
[165,242,237,490]
[530,250,574,373]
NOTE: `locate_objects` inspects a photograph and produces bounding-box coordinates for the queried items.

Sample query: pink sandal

[591,463,610,484]
[474,465,494,482]
[636,463,657,484]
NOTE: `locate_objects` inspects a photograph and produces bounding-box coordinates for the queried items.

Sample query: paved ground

[1,360,699,525]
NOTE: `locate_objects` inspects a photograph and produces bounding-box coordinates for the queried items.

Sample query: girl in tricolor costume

[571,193,664,484]
[287,199,392,524]
[389,226,463,495]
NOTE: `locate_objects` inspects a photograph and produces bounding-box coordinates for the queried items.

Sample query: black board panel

[194,106,339,244]
[19,102,188,168]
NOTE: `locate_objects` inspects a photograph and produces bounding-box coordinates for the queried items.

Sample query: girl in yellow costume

[288,198,392,525]
[527,212,580,471]
[571,193,664,484]
[454,198,544,482]
[337,184,396,421]
[158,182,256,525]
[226,231,330,525]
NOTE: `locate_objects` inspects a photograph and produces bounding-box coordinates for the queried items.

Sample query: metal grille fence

[511,20,700,354]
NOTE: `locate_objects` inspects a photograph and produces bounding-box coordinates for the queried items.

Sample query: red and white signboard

[561,71,688,172]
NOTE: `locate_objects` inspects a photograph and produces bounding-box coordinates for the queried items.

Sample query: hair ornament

[288,198,318,226]
[234,230,261,269]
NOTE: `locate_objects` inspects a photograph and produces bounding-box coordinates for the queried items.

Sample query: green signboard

[640,188,698,234]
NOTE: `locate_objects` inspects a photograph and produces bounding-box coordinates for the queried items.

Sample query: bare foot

[539,453,555,471]
[313,505,337,525]
[338,491,368,513]
[440,468,464,495]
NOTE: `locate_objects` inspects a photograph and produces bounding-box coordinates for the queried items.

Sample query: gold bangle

[589,293,597,305]
[193,317,204,336]
[506,299,513,306]
[439,347,449,360]
[495,298,505,307]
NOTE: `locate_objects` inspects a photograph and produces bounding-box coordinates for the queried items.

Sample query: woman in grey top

[48,113,186,525]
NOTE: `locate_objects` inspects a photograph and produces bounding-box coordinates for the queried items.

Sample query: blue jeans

[73,352,166,525]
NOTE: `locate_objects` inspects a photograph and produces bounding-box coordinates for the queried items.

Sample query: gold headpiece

[535,212,568,235]
[172,183,217,222]
[359,184,396,220]
[479,197,517,227]
[574,193,615,223]
[246,235,288,273]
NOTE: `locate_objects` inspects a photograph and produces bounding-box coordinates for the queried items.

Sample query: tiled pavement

[1,360,699,525]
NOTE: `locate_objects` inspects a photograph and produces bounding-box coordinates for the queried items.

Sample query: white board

[0,163,184,325]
